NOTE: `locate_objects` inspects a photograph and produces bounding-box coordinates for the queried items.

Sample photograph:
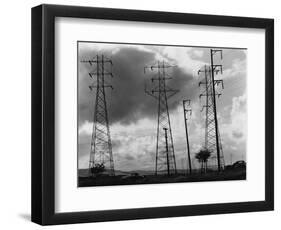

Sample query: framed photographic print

[31,4,274,225]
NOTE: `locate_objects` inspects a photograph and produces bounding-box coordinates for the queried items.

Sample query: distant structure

[81,54,115,176]
[183,99,192,175]
[198,49,225,172]
[144,61,179,175]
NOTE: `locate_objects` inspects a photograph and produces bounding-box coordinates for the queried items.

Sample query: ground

[78,167,246,187]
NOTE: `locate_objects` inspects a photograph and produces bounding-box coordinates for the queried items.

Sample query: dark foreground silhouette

[78,166,246,187]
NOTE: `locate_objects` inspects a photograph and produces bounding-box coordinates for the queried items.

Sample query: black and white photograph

[78,41,247,187]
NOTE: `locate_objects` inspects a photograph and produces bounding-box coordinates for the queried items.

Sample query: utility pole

[144,60,179,175]
[81,54,115,176]
[183,99,192,175]
[198,49,225,172]
[210,49,223,172]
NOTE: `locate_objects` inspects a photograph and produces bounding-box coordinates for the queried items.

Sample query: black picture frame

[31,4,274,225]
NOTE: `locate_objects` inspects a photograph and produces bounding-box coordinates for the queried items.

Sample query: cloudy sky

[78,42,247,171]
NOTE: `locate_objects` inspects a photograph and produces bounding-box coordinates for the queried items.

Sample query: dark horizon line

[78,161,247,171]
[77,40,247,50]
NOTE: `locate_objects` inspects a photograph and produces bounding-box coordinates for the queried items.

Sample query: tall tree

[195,148,211,173]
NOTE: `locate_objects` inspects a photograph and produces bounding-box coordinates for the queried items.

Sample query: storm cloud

[78,46,194,126]
[78,42,248,171]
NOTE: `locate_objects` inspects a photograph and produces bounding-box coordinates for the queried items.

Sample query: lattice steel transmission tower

[144,61,179,175]
[81,54,115,176]
[198,49,225,172]
[183,99,192,175]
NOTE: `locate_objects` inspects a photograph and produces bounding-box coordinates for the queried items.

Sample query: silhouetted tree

[195,148,211,173]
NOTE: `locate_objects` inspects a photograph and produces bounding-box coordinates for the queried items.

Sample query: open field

[78,168,246,187]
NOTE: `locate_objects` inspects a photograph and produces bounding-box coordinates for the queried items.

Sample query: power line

[144,60,179,175]
[81,54,115,176]
[198,49,225,172]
